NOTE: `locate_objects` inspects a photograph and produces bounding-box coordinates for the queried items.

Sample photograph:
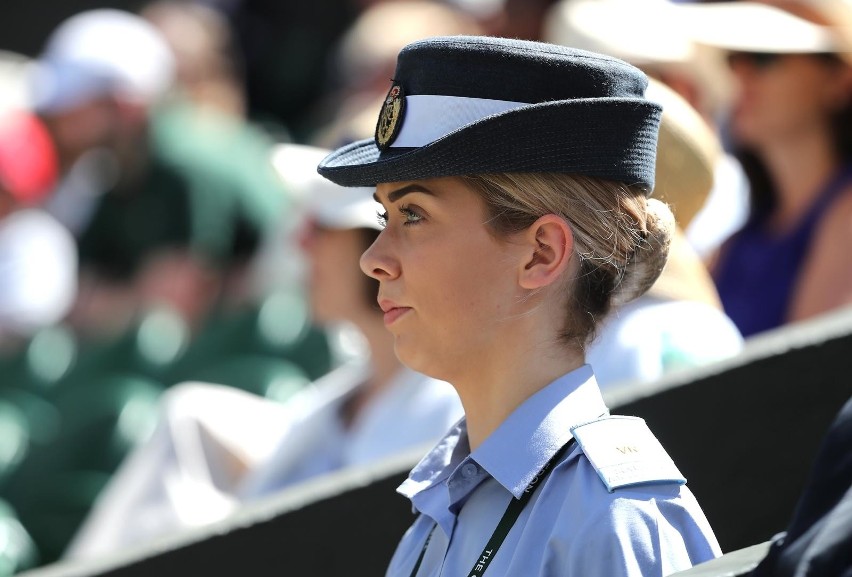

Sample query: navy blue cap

[318,35,662,192]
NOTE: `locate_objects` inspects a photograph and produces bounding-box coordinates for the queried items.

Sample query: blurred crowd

[0,0,849,573]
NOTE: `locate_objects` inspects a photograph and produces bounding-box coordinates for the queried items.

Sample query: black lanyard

[408,439,576,577]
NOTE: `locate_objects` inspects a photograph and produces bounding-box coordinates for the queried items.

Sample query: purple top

[714,166,852,338]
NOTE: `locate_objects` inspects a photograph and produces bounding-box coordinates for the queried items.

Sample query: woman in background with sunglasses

[693,0,852,337]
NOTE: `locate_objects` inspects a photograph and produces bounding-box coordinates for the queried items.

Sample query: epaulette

[570,416,686,493]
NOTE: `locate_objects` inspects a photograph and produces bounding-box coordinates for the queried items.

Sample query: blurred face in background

[727,52,852,149]
[42,95,150,174]
[300,221,373,324]
[42,97,119,169]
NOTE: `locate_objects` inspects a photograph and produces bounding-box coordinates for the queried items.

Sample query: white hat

[0,51,33,113]
[543,0,695,66]
[678,1,852,61]
[32,9,176,114]
[270,144,381,231]
[541,0,732,117]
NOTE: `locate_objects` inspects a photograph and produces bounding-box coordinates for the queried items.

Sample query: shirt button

[462,463,479,478]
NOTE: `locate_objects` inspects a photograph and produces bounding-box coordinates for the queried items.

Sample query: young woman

[318,36,720,577]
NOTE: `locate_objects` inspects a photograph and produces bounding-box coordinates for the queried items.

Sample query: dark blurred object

[749,395,852,577]
[219,0,358,140]
[0,0,141,57]
[164,289,332,384]
[673,394,852,577]
[0,372,164,564]
[311,0,483,149]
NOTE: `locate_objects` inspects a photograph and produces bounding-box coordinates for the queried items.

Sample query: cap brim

[318,98,661,190]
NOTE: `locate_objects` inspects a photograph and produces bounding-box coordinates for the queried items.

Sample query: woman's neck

[448,314,585,452]
[759,125,841,231]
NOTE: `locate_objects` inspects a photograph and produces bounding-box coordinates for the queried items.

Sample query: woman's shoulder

[789,182,852,321]
[541,432,720,572]
[815,181,852,236]
[808,181,852,266]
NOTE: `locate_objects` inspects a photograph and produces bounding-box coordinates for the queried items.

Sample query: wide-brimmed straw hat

[318,35,662,191]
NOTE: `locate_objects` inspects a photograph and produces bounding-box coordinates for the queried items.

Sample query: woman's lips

[383,306,412,326]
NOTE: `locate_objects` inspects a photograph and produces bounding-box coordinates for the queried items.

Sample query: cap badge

[376,84,405,150]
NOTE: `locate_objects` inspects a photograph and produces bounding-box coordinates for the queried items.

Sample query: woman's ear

[518,214,574,290]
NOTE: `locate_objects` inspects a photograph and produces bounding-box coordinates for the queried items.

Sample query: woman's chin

[393,338,429,373]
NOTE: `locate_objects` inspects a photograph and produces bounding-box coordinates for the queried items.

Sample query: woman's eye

[399,205,423,225]
[377,205,423,227]
[376,210,389,228]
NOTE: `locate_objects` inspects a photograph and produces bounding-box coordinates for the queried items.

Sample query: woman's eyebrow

[373,184,435,204]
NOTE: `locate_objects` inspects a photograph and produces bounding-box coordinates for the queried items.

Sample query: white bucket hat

[543,0,695,66]
[271,144,381,231]
[31,9,176,114]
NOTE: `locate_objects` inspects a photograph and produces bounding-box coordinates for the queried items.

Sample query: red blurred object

[0,111,58,204]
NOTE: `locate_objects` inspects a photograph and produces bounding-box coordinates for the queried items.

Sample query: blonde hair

[460,173,674,348]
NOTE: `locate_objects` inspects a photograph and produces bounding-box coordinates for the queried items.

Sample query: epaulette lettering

[570,416,686,493]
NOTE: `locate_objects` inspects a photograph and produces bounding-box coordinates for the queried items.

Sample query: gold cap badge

[375,84,405,150]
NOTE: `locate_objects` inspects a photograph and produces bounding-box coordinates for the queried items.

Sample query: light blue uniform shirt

[387,365,721,577]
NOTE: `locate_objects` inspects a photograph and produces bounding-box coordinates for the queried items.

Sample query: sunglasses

[726,51,783,69]
[726,51,841,70]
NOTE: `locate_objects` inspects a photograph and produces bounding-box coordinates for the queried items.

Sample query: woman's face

[362,177,527,380]
[727,53,851,148]
[300,223,370,324]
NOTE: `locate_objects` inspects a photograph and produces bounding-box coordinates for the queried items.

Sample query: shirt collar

[399,364,607,503]
[473,364,607,497]
[398,417,468,501]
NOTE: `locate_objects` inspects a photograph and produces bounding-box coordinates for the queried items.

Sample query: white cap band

[390,94,527,148]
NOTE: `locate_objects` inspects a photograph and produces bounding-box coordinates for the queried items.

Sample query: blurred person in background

[33,9,176,238]
[138,0,292,311]
[491,0,562,40]
[141,0,247,119]
[684,0,852,338]
[32,8,285,339]
[65,144,462,560]
[311,0,482,148]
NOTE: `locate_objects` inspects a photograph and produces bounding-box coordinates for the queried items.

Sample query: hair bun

[611,198,675,307]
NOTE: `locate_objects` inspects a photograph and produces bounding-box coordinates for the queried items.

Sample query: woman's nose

[360,230,399,281]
